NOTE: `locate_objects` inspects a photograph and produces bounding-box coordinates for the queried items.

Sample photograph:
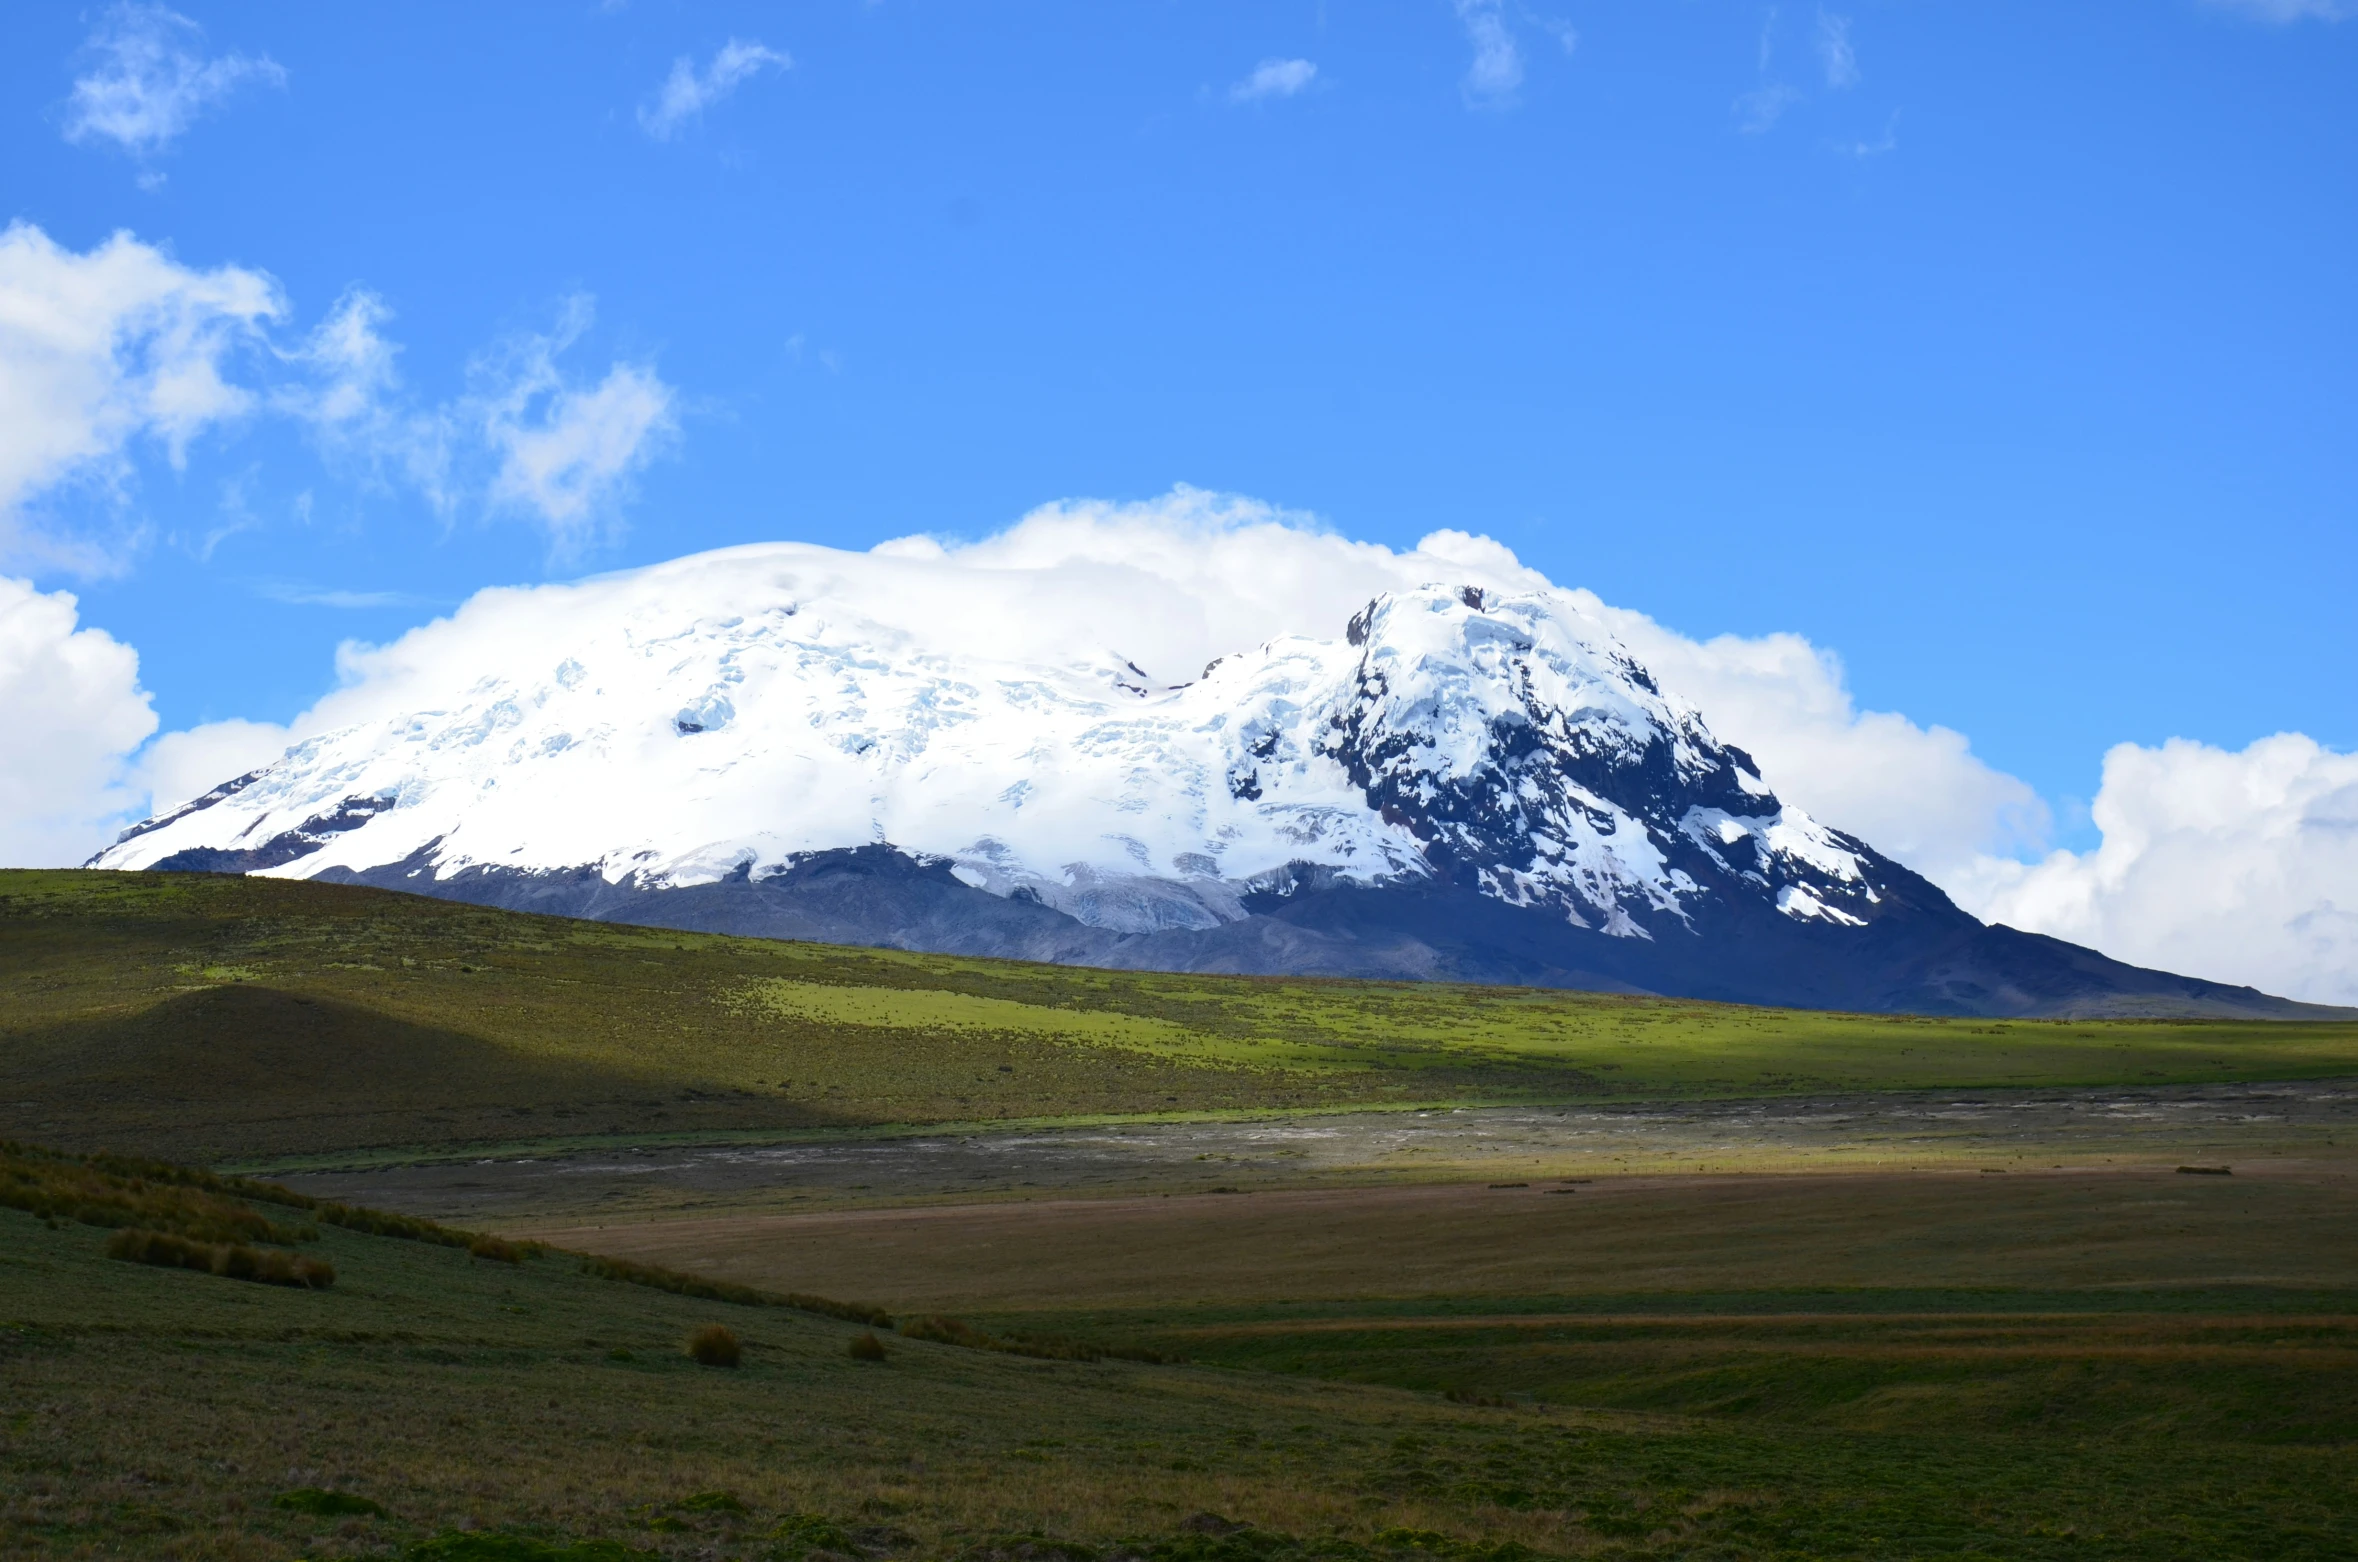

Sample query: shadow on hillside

[0,983,858,1163]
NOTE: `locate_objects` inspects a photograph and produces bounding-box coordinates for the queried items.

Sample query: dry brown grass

[522,1162,2358,1315]
[685,1323,742,1367]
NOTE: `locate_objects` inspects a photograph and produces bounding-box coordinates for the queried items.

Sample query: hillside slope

[5,869,2354,1165]
[84,554,2318,1018]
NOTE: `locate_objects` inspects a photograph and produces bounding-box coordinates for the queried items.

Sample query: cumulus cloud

[127,714,290,817]
[1584,615,2048,882]
[213,488,2039,888]
[1953,736,2358,1007]
[0,222,283,568]
[0,576,157,865]
[1230,58,1318,103]
[639,38,791,140]
[1815,10,1859,87]
[63,3,285,160]
[1453,0,1525,107]
[0,225,677,563]
[86,489,2346,1002]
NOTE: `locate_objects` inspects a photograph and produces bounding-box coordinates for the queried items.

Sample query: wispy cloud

[1533,16,1581,57]
[1733,7,1800,135]
[1834,112,1899,158]
[1815,10,1859,87]
[253,579,442,610]
[472,299,679,551]
[62,4,284,162]
[1230,58,1318,103]
[2202,0,2351,20]
[1733,83,1800,134]
[639,38,791,140]
[283,290,679,552]
[1454,0,1525,108]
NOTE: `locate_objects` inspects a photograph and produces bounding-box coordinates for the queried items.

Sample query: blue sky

[4,0,2353,860]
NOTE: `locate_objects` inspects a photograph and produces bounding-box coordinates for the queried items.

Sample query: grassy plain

[8,1178,2358,1562]
[6,870,2357,1166]
[524,1164,2358,1313]
[8,872,2358,1559]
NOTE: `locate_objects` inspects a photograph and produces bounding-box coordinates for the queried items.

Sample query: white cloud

[239,489,2040,891]
[0,576,157,865]
[130,715,288,817]
[281,288,677,550]
[1734,82,1800,134]
[639,38,791,140]
[1815,10,1859,87]
[0,222,284,568]
[1453,0,1525,107]
[63,3,285,159]
[1836,112,1900,158]
[1534,17,1581,57]
[1584,615,2049,883]
[1956,735,2358,1007]
[1230,58,1318,103]
[2203,0,2351,20]
[75,488,2345,1002]
[468,300,678,552]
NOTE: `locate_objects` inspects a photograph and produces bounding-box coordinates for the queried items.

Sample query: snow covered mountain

[92,544,2328,1018]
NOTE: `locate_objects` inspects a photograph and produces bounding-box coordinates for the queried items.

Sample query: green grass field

[6,869,2356,1165]
[6,1151,2358,1562]
[8,872,2358,1559]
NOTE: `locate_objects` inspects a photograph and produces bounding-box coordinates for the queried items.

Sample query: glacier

[91,541,2343,1019]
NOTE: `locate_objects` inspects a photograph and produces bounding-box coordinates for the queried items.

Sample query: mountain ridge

[89,554,2334,1020]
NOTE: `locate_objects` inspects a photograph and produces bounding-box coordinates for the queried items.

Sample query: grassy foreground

[5,1150,2356,1562]
[6,870,2357,1164]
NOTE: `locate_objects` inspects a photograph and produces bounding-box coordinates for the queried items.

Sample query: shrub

[895,1312,1175,1364]
[468,1234,521,1263]
[848,1330,889,1362]
[771,1514,858,1557]
[106,1229,331,1288]
[674,1491,747,1515]
[574,1252,889,1327]
[274,1488,386,1517]
[405,1534,660,1562]
[686,1323,741,1367]
[4,1141,309,1243]
[107,1227,213,1270]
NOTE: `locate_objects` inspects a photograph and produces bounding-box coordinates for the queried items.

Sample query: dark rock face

[97,584,2342,1021]
[315,844,2345,1021]
[150,795,396,875]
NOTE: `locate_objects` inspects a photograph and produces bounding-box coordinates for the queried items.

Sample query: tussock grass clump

[672,1491,747,1515]
[2,1140,312,1243]
[406,1534,660,1562]
[469,1233,524,1262]
[847,1330,889,1362]
[770,1514,861,1557]
[575,1251,890,1326]
[317,1200,477,1248]
[896,1312,1177,1365]
[686,1323,741,1367]
[106,1227,334,1288]
[272,1487,385,1516]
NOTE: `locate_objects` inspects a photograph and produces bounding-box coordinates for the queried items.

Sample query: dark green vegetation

[7,870,2358,1164]
[8,870,2358,1560]
[8,1170,2358,1562]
